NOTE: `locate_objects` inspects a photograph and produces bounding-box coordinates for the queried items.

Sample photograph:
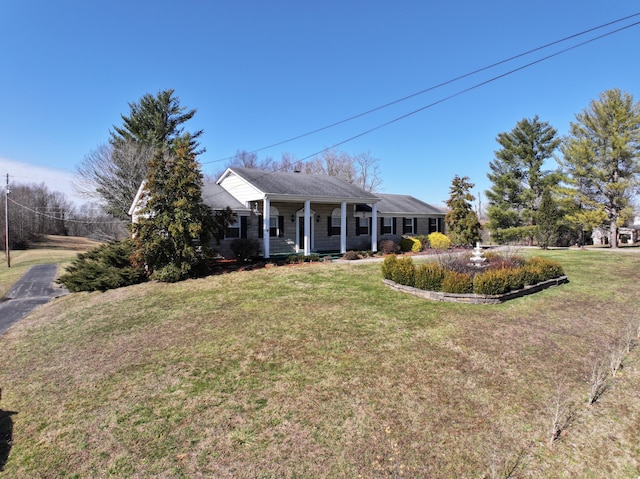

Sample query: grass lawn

[1,248,639,477]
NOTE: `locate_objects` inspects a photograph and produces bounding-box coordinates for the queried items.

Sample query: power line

[196,18,640,202]
[202,12,640,166]
[297,20,640,162]
[7,197,128,225]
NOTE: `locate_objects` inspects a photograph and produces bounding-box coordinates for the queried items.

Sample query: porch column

[340,201,347,254]
[263,197,270,259]
[371,203,378,252]
[304,200,311,256]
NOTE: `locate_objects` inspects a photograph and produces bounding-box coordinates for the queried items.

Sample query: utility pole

[4,173,9,268]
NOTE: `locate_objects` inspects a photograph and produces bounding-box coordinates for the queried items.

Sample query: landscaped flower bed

[381,251,568,304]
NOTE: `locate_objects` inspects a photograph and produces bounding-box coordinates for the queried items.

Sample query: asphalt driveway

[0,264,68,336]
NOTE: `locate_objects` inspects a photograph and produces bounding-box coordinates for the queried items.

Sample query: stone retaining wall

[382,276,569,304]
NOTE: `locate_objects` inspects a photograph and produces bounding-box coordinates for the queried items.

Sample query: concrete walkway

[0,264,68,336]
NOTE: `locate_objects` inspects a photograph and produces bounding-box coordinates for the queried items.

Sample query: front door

[296,214,315,253]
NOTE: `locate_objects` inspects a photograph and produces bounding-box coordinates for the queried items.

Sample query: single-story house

[129,167,446,258]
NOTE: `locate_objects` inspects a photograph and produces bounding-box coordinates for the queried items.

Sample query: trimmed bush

[473,268,515,295]
[526,257,564,280]
[427,232,451,250]
[400,236,422,253]
[342,250,360,261]
[379,239,401,255]
[415,263,445,291]
[381,255,398,279]
[441,270,473,294]
[230,238,259,262]
[391,257,416,286]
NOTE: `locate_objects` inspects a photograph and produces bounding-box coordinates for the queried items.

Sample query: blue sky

[1,1,639,208]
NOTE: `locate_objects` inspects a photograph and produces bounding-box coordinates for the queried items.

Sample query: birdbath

[469,242,486,267]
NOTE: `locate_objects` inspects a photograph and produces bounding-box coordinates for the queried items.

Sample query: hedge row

[381,255,564,295]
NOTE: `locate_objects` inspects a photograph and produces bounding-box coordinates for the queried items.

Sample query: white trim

[340,201,347,254]
[263,197,270,258]
[372,203,378,252]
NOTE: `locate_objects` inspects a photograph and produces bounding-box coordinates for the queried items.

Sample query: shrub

[57,239,147,292]
[492,226,537,244]
[519,263,544,285]
[415,263,445,291]
[441,270,473,294]
[152,263,184,283]
[379,240,400,255]
[428,232,451,250]
[381,255,398,279]
[526,257,564,280]
[303,254,321,263]
[473,268,518,295]
[414,235,430,250]
[230,238,259,262]
[391,257,416,286]
[400,236,422,253]
[342,250,360,261]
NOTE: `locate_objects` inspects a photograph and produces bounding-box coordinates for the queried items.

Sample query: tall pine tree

[560,89,640,248]
[534,188,561,249]
[445,175,481,246]
[486,116,561,244]
[132,134,214,282]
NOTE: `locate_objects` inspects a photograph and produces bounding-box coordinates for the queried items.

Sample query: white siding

[219,173,264,204]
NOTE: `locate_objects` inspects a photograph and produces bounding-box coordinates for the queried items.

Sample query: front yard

[0,249,639,477]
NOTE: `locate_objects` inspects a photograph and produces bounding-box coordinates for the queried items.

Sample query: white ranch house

[130,167,446,258]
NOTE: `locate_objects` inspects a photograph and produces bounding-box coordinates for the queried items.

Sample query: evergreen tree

[76,89,202,219]
[486,116,561,244]
[560,89,640,248]
[111,89,203,153]
[535,188,561,249]
[445,175,481,246]
[131,135,215,282]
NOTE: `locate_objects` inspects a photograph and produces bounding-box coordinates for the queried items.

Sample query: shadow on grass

[0,409,17,471]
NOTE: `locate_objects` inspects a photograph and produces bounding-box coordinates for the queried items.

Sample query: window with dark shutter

[225,215,240,239]
[278,216,284,238]
[240,216,248,239]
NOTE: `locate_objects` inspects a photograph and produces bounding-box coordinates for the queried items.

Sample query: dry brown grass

[0,249,639,477]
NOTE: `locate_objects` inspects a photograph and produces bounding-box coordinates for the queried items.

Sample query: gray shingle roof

[376,193,445,216]
[229,168,380,202]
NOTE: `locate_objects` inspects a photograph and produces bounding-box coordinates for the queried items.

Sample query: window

[356,217,370,235]
[258,206,284,238]
[225,215,241,239]
[381,217,394,235]
[403,217,416,235]
[429,217,444,234]
[328,208,342,236]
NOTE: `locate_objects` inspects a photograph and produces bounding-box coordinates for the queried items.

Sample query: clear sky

[1,1,639,208]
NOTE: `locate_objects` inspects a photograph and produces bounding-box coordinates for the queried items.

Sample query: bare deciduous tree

[74,141,155,219]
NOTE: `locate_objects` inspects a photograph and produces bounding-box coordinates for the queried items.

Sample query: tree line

[1,182,128,250]
[448,88,640,249]
[6,87,639,256]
